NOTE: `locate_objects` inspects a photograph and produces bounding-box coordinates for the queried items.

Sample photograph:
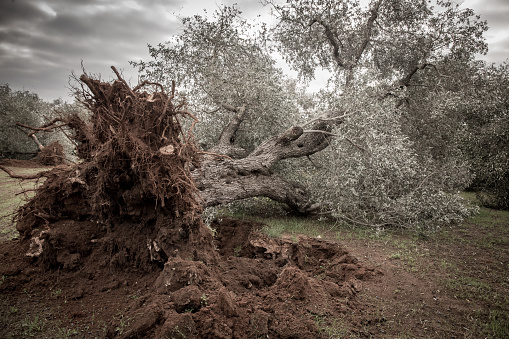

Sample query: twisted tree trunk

[193,112,342,214]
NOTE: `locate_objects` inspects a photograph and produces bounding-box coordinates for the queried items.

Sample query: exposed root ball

[16,67,206,268]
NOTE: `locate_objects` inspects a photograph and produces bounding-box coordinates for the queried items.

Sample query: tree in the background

[267,0,487,87]
[0,84,50,159]
[460,62,509,209]
[0,84,82,164]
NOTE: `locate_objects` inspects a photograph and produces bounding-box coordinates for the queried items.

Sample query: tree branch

[310,18,347,69]
[209,103,249,158]
[399,63,435,87]
[355,0,383,64]
[192,111,343,214]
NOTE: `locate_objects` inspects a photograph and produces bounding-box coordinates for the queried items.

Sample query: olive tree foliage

[302,87,473,231]
[263,0,488,228]
[459,62,509,209]
[266,0,487,87]
[131,6,301,154]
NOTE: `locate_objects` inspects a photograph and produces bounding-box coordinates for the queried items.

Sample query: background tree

[460,62,509,209]
[0,84,80,164]
[267,0,487,88]
[0,84,50,159]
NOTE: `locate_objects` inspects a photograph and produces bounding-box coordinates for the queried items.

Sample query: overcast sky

[0,0,508,102]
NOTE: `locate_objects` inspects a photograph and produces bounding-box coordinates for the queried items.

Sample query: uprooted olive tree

[5,68,387,338]
[132,2,483,230]
[10,62,340,264]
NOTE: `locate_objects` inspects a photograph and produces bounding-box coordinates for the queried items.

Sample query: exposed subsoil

[1,199,508,338]
[0,217,380,338]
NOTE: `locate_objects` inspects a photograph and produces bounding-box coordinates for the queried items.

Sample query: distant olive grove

[0,83,81,162]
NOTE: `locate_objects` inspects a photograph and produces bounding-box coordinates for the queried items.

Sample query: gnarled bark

[193,112,343,214]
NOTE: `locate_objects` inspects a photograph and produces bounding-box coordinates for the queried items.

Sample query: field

[0,161,508,338]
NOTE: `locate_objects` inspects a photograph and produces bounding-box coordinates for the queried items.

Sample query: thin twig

[0,165,46,180]
[303,129,340,137]
[344,137,367,152]
[197,151,233,160]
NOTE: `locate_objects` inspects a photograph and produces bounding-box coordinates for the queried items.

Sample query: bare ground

[0,162,508,338]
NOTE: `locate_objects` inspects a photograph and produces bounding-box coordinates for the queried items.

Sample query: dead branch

[0,165,47,180]
[344,137,367,152]
[16,119,68,135]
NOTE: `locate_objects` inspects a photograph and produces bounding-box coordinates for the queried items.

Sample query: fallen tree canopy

[0,68,378,338]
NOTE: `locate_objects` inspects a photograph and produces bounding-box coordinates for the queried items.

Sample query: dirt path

[342,209,509,338]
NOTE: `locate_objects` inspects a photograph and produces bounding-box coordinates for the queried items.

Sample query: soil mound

[0,217,378,338]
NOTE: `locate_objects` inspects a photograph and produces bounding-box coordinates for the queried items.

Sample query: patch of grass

[486,310,509,338]
[21,315,46,337]
[258,216,328,238]
[468,207,509,231]
[115,311,131,335]
[313,314,353,338]
[51,288,62,297]
[443,275,493,302]
[260,221,286,238]
[0,169,43,241]
[387,239,431,272]
[438,259,455,270]
[55,325,79,338]
[233,244,242,256]
[200,294,209,307]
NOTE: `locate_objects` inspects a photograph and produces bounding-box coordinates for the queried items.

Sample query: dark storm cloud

[0,28,33,50]
[1,0,508,101]
[0,0,48,25]
[44,13,94,38]
[0,0,185,101]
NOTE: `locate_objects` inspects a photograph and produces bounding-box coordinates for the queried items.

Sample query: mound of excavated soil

[0,217,380,338]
